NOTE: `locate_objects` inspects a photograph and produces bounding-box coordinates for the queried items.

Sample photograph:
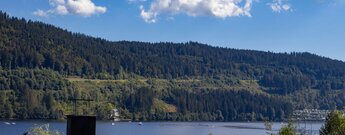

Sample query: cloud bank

[138,0,294,23]
[33,0,293,21]
[33,0,107,17]
[140,0,253,23]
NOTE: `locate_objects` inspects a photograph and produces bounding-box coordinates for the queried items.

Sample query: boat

[4,122,10,125]
[138,122,143,126]
[111,122,115,126]
[11,122,16,125]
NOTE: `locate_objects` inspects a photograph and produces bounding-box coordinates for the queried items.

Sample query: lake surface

[0,121,323,135]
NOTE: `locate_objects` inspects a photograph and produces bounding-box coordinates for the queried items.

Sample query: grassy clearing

[152,98,177,113]
[66,77,264,94]
[66,77,128,83]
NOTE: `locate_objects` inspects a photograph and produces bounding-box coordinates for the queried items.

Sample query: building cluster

[292,109,330,121]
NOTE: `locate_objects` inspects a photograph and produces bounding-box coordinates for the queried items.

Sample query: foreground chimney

[67,115,96,135]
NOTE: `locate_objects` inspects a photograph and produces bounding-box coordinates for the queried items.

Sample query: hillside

[0,11,345,121]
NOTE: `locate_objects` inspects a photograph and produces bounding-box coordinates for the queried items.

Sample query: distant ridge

[0,11,345,121]
[1,11,345,94]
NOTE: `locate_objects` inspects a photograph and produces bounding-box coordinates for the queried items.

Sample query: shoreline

[0,119,326,123]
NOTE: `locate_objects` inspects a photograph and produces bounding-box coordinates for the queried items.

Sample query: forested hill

[1,11,345,121]
[1,11,345,94]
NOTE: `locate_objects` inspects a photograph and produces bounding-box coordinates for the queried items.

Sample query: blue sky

[0,0,345,60]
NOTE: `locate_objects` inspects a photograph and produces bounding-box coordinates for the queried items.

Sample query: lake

[0,121,323,135]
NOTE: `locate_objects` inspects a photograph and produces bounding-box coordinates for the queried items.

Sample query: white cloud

[140,0,253,23]
[268,0,291,12]
[66,0,106,16]
[33,9,49,17]
[33,0,107,17]
[55,5,69,15]
[50,0,65,5]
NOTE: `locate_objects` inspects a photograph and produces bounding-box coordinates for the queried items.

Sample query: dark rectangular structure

[67,115,96,135]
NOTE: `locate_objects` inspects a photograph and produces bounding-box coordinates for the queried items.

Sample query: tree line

[0,68,292,121]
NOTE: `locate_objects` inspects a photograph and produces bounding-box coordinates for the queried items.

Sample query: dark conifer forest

[1,11,345,121]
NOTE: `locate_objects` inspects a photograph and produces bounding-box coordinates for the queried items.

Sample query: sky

[0,0,345,60]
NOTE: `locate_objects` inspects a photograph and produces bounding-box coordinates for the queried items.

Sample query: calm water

[0,121,323,135]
